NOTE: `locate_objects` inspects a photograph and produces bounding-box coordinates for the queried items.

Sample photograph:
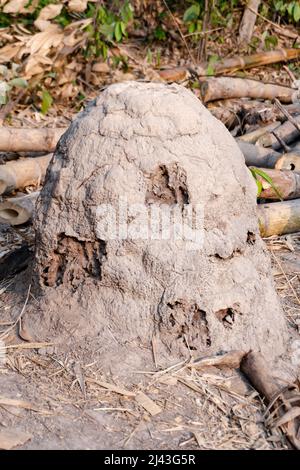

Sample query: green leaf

[41,89,53,115]
[154,25,166,40]
[256,179,263,196]
[183,4,200,23]
[293,3,300,22]
[99,23,114,41]
[114,21,123,42]
[288,2,295,16]
[120,1,134,23]
[0,81,10,105]
[8,77,28,88]
[120,21,126,36]
[250,167,283,200]
[206,55,219,76]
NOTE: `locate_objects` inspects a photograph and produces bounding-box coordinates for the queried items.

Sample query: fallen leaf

[34,19,52,32]
[18,319,33,342]
[37,4,63,21]
[0,44,21,63]
[3,0,30,14]
[68,0,88,13]
[92,62,110,73]
[0,429,32,450]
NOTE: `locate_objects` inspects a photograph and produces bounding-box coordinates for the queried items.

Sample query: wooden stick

[201,77,299,104]
[258,199,300,237]
[0,154,52,195]
[257,115,300,149]
[241,351,300,450]
[256,168,300,200]
[237,141,282,168]
[0,192,39,226]
[238,0,261,45]
[0,128,66,153]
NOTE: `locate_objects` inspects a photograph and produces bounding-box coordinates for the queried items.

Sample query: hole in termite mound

[215,307,240,329]
[0,208,19,220]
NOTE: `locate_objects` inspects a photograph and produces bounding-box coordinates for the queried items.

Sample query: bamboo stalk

[258,199,300,237]
[158,49,300,80]
[201,77,299,104]
[256,168,300,200]
[0,192,39,226]
[239,122,281,144]
[0,154,52,195]
[237,141,282,168]
[238,0,261,45]
[257,115,300,149]
[275,152,300,171]
[0,128,66,153]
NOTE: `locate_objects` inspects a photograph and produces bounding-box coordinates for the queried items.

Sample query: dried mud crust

[23,81,287,372]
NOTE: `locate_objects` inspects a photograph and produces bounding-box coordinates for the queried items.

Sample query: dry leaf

[18,318,32,342]
[0,429,32,450]
[37,4,63,21]
[0,44,21,63]
[3,0,30,14]
[68,0,88,13]
[92,62,110,73]
[34,19,52,32]
[21,25,63,57]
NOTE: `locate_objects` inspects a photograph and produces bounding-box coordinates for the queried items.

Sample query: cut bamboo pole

[256,168,300,200]
[0,128,66,153]
[201,77,299,104]
[238,0,261,45]
[257,115,300,149]
[237,141,282,168]
[239,122,281,144]
[275,152,300,171]
[158,49,300,80]
[0,192,39,225]
[258,199,300,237]
[0,154,52,195]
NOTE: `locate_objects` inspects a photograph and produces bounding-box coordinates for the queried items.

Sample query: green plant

[183,1,203,35]
[272,1,300,23]
[182,0,239,34]
[249,167,283,199]
[206,54,219,75]
[85,1,134,58]
[262,31,278,50]
[0,65,28,105]
[41,89,53,114]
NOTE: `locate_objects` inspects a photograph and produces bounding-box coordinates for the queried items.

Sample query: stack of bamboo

[0,128,62,225]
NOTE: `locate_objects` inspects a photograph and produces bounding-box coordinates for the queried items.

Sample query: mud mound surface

[27,81,287,374]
